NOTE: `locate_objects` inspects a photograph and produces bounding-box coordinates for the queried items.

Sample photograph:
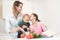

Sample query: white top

[6,13,23,38]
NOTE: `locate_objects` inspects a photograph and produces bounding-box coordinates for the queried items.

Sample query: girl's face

[23,15,30,22]
[16,4,23,13]
[30,15,36,21]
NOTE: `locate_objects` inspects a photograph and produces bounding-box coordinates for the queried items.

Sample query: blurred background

[0,0,2,19]
[0,0,60,39]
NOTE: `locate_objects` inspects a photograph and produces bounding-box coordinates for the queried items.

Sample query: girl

[30,13,46,35]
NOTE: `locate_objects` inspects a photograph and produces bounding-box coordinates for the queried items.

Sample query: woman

[6,1,23,38]
[30,13,46,35]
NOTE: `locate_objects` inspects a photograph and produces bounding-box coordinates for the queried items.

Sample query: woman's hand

[9,29,17,33]
[15,27,20,32]
[9,26,25,33]
[16,26,25,33]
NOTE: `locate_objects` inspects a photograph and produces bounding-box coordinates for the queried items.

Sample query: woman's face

[30,15,36,21]
[16,4,23,13]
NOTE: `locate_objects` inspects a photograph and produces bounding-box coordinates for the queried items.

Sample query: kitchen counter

[0,33,60,40]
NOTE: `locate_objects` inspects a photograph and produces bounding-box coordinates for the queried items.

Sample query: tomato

[20,34,25,38]
[26,35,31,39]
[26,34,34,39]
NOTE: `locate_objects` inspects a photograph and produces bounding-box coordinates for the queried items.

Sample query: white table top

[0,33,60,40]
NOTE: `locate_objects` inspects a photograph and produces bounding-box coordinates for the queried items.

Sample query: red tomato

[30,34,34,39]
[20,34,25,38]
[30,35,34,39]
[26,34,34,39]
[26,35,31,39]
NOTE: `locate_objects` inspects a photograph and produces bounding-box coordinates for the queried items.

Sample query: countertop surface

[0,33,60,40]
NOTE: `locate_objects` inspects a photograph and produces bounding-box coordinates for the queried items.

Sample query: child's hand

[22,25,27,29]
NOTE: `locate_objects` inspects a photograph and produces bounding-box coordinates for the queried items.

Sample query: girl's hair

[12,1,23,13]
[23,14,30,19]
[32,13,40,22]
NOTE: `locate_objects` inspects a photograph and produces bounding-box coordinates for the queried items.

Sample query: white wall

[2,0,13,19]
[0,0,2,19]
[43,0,60,32]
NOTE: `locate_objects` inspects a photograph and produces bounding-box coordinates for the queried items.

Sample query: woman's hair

[12,1,23,13]
[32,13,40,22]
[23,14,30,19]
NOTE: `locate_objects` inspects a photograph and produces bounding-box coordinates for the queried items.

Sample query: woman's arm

[6,17,11,33]
[16,26,25,33]
[6,17,17,33]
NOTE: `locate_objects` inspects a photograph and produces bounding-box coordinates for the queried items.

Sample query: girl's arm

[41,22,47,32]
[29,26,34,33]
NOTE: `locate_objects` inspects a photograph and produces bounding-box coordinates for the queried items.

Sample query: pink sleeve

[40,23,46,32]
[29,25,34,32]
